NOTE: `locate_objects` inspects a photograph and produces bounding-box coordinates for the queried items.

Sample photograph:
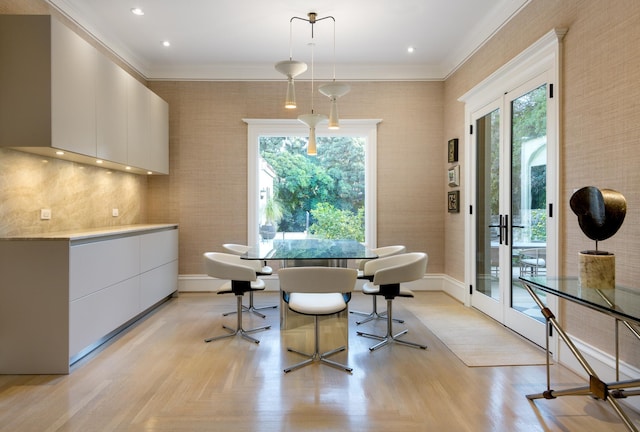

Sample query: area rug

[404,292,549,367]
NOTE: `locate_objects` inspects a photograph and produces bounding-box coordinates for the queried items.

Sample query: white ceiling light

[131,8,144,16]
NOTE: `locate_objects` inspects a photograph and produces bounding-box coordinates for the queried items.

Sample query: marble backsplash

[0,148,147,237]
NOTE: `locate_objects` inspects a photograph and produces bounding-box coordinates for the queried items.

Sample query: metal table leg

[522,281,639,432]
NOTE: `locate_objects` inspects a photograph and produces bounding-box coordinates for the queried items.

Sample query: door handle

[504,214,509,246]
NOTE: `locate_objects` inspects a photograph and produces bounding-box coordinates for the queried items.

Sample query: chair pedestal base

[356,299,427,351]
[222,292,277,319]
[206,294,271,344]
[284,316,352,373]
[350,296,405,325]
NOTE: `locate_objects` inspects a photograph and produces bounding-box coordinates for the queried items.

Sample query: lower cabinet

[0,225,178,374]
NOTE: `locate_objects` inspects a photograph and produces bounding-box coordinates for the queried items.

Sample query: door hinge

[549,83,554,98]
[548,203,553,218]
[469,285,473,295]
[469,205,473,215]
[469,124,473,134]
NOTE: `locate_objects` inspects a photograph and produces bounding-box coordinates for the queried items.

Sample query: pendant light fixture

[318,17,350,130]
[274,12,350,154]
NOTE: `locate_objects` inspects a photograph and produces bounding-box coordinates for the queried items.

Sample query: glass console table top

[520,276,640,325]
[242,238,377,261]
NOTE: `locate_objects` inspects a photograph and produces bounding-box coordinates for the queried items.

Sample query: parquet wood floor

[0,291,638,431]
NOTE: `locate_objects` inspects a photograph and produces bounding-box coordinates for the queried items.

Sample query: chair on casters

[278,266,357,373]
[203,252,271,344]
[356,252,428,351]
[351,245,406,325]
[222,243,277,318]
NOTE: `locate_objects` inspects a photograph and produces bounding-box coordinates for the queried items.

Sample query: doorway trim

[459,28,566,351]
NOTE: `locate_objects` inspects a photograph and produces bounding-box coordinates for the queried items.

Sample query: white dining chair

[356,252,428,351]
[278,266,357,373]
[203,252,271,344]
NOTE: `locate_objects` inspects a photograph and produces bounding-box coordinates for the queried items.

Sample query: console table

[520,276,640,431]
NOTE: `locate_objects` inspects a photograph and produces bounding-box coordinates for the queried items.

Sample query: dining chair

[356,252,428,351]
[278,266,358,373]
[203,252,271,344]
[222,243,277,318]
[351,245,406,325]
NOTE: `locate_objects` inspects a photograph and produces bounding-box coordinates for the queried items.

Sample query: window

[245,119,380,246]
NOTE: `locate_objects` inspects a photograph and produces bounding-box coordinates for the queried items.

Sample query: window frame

[244,118,381,246]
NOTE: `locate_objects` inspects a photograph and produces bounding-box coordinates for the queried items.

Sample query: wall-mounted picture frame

[448,190,460,213]
[448,138,458,163]
[448,164,460,187]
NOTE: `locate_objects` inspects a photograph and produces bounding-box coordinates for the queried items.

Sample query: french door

[470,74,557,347]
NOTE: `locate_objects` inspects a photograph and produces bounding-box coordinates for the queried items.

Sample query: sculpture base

[578,251,615,289]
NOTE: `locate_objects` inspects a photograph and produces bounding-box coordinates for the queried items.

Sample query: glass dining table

[241,238,378,342]
[241,238,377,267]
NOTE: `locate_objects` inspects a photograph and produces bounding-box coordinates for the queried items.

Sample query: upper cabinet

[0,15,169,175]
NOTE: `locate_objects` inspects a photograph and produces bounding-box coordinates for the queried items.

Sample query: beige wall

[444,0,640,364]
[147,81,445,275]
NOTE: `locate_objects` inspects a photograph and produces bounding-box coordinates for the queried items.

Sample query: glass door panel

[475,108,501,304]
[509,84,548,324]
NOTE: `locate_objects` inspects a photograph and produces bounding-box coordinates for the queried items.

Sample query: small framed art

[448,165,460,187]
[448,138,458,163]
[448,190,460,213]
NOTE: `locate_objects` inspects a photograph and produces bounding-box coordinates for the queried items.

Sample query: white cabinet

[96,53,128,163]
[51,16,97,156]
[127,78,170,173]
[0,15,169,175]
[0,225,178,374]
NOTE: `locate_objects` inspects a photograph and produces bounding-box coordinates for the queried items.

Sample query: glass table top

[242,238,377,261]
[520,276,640,325]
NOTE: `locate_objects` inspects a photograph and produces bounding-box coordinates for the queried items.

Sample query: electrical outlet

[112,208,119,217]
[40,209,51,220]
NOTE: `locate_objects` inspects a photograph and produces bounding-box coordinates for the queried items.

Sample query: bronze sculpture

[569,186,626,253]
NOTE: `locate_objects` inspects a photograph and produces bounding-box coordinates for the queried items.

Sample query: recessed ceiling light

[131,8,144,16]
[162,40,171,47]
[407,46,415,54]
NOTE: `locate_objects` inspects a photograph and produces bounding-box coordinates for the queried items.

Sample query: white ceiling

[46,0,530,81]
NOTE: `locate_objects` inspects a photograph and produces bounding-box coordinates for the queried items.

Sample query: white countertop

[0,224,178,241]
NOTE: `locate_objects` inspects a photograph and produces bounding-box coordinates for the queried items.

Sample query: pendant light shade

[319,82,350,129]
[298,113,328,155]
[275,60,308,109]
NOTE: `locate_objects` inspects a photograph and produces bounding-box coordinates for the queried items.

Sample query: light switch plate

[40,209,51,220]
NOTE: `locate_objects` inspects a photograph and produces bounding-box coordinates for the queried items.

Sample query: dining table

[241,238,377,267]
[241,238,378,343]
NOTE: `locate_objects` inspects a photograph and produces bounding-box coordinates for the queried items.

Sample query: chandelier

[274,12,350,155]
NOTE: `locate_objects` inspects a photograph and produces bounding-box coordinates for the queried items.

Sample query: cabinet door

[51,19,97,156]
[126,75,149,170]
[70,276,140,358]
[147,92,170,174]
[70,236,140,301]
[96,53,128,163]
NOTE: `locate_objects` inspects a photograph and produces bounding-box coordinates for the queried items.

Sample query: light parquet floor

[0,291,638,431]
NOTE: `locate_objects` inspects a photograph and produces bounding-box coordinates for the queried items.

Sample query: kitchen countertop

[0,224,178,242]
